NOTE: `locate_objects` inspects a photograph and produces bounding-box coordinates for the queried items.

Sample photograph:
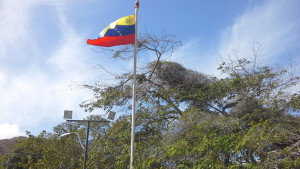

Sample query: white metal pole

[130,1,139,169]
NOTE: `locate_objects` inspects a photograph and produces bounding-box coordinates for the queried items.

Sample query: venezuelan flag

[87,15,135,47]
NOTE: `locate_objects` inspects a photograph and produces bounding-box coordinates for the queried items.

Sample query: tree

[79,32,300,168]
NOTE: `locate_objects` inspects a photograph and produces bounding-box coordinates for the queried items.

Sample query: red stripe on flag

[87,34,135,47]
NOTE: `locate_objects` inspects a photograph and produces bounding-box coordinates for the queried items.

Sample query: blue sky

[0,0,299,139]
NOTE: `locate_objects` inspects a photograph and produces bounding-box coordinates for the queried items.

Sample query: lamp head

[59,133,71,138]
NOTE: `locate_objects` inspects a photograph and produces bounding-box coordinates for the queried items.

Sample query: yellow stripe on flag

[116,15,135,25]
[100,15,135,37]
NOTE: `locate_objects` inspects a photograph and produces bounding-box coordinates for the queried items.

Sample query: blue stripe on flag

[104,25,135,36]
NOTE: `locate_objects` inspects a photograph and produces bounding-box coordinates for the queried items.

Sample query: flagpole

[130,1,139,169]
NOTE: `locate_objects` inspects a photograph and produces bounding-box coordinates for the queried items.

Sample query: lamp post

[62,110,114,168]
[59,132,87,169]
[60,119,110,169]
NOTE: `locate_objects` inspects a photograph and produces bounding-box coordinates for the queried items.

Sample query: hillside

[0,137,26,153]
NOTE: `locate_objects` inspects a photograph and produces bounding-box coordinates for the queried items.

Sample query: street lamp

[59,132,87,169]
[62,110,113,169]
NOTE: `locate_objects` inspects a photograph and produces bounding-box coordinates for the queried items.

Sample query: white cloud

[0,0,29,57]
[0,0,56,56]
[218,0,300,64]
[0,67,91,127]
[0,123,25,139]
[0,0,104,135]
[171,0,300,78]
